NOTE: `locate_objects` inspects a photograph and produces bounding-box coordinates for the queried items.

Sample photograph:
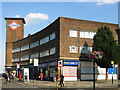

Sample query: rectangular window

[14,47,20,53]
[21,55,29,61]
[69,46,78,53]
[40,36,49,45]
[50,32,55,41]
[50,47,56,55]
[30,53,39,59]
[21,44,29,51]
[40,50,49,57]
[80,31,96,39]
[80,46,93,53]
[13,57,20,62]
[69,30,78,37]
[30,41,39,48]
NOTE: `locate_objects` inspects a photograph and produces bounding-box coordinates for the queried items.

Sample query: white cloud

[15,15,20,18]
[78,0,119,5]
[25,13,49,25]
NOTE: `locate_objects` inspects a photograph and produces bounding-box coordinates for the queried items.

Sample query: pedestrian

[5,73,8,83]
[7,76,10,83]
[60,75,64,87]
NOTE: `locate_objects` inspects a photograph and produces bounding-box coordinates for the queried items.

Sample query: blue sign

[63,60,79,65]
[108,68,117,74]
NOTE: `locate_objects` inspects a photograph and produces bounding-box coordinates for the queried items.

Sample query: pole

[33,66,34,83]
[112,68,113,84]
[93,59,95,90]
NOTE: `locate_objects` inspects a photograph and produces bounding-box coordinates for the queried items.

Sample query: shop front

[63,60,79,81]
[39,60,58,81]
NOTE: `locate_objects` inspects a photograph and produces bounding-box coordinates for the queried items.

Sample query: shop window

[13,57,20,62]
[69,46,78,53]
[69,30,78,37]
[50,32,55,41]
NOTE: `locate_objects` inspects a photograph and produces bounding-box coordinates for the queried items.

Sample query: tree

[93,26,119,79]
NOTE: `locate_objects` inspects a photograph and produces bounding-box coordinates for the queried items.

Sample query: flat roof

[4,17,25,24]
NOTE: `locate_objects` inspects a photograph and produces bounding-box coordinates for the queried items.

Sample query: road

[1,78,120,90]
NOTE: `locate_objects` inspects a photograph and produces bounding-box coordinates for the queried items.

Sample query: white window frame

[69,46,78,53]
[69,30,78,37]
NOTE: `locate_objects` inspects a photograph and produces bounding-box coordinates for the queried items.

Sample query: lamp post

[111,61,114,84]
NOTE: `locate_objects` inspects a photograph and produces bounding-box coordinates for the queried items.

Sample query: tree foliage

[93,26,119,68]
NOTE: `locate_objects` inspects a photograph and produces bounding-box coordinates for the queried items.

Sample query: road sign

[111,61,114,65]
[59,64,62,67]
[34,59,38,66]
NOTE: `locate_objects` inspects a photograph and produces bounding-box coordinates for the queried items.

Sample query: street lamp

[111,61,114,84]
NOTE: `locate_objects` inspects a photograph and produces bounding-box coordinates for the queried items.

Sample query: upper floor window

[40,36,49,45]
[30,41,39,48]
[50,47,56,55]
[21,55,29,61]
[21,44,29,51]
[40,50,49,57]
[80,31,96,39]
[80,46,92,53]
[12,57,20,62]
[69,30,78,37]
[30,53,39,59]
[50,32,55,41]
[69,46,78,53]
[13,47,20,53]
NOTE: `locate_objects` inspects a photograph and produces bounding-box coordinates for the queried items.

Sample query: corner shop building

[5,17,119,81]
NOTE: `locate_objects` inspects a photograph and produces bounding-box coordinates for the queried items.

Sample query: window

[30,53,39,59]
[50,32,55,40]
[80,46,92,53]
[50,47,56,55]
[21,44,29,51]
[21,55,29,61]
[69,30,78,37]
[69,46,78,53]
[13,47,20,53]
[80,31,96,39]
[40,50,49,57]
[30,41,39,48]
[40,36,49,45]
[12,57,20,62]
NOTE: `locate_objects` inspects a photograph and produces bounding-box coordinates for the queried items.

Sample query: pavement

[1,78,120,90]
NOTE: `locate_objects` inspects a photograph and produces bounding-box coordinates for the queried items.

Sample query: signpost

[59,62,62,77]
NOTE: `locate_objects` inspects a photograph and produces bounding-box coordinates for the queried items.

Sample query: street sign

[111,61,114,65]
[34,59,38,66]
[8,21,20,30]
[16,63,20,69]
[59,64,62,67]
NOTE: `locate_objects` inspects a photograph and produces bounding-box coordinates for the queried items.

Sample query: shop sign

[63,60,79,65]
[8,21,20,30]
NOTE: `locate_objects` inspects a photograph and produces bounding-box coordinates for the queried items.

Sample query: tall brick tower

[5,18,25,69]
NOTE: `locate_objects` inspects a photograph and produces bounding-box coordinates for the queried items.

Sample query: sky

[0,1,119,73]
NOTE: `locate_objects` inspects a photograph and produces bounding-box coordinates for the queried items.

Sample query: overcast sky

[0,0,119,73]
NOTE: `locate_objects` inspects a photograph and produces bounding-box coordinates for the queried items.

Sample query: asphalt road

[1,78,120,90]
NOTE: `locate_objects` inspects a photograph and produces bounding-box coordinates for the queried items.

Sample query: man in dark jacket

[60,75,64,87]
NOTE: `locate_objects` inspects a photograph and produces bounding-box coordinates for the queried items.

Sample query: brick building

[5,17,119,81]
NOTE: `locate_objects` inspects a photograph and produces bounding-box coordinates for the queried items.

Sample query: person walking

[60,75,64,87]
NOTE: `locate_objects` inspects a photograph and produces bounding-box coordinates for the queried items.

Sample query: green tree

[93,26,119,79]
